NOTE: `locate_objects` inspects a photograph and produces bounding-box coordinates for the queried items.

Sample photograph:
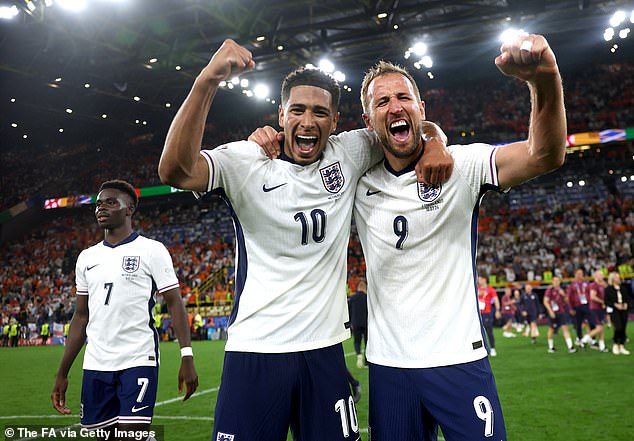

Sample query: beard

[376,120,424,159]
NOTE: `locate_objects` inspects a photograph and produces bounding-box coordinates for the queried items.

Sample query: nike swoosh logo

[262,183,288,192]
[365,189,381,196]
[87,264,99,271]
[131,405,149,413]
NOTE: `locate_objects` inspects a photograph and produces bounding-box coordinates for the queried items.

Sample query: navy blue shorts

[548,313,568,331]
[369,358,506,441]
[212,343,358,441]
[81,366,157,429]
[590,309,605,325]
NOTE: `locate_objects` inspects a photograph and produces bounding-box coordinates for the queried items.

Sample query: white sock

[548,338,554,349]
[599,340,605,350]
[566,337,573,349]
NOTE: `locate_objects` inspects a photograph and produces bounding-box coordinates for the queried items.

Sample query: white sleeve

[451,143,504,199]
[149,242,180,293]
[75,250,88,296]
[194,140,267,198]
[329,129,384,175]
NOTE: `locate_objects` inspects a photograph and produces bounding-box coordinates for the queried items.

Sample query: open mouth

[389,119,410,143]
[295,134,318,154]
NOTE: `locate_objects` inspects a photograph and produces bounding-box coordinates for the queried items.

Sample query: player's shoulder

[327,128,375,151]
[203,140,268,160]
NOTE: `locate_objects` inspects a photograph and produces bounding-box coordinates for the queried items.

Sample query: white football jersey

[354,143,502,368]
[198,130,382,353]
[75,233,179,371]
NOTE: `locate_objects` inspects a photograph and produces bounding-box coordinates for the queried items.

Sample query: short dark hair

[281,67,341,111]
[99,179,138,211]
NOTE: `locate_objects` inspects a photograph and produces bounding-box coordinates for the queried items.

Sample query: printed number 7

[104,282,113,305]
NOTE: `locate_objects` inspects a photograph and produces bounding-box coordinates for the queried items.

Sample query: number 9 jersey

[75,232,179,371]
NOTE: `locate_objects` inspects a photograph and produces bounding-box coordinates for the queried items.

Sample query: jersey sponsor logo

[86,264,100,271]
[365,188,381,196]
[320,161,345,194]
[417,182,442,202]
[216,433,235,441]
[122,256,140,273]
[262,182,288,192]
[131,405,149,413]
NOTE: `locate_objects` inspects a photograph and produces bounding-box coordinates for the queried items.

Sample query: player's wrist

[180,346,194,358]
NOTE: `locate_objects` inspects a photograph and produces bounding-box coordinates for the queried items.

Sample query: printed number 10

[335,396,359,438]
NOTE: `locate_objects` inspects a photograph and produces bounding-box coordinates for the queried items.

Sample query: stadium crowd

[1,62,633,346]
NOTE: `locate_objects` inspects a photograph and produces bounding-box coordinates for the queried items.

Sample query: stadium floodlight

[319,58,335,73]
[23,134,28,139]
[412,42,427,56]
[499,28,526,44]
[630,175,634,180]
[566,181,573,187]
[65,108,72,114]
[101,114,107,118]
[133,96,141,102]
[609,10,626,28]
[377,12,387,19]
[333,70,345,83]
[631,9,634,23]
[175,65,182,71]
[604,27,615,41]
[245,90,254,98]
[84,83,90,88]
[0,5,19,19]
[59,128,64,133]
[227,82,234,89]
[149,58,158,64]
[231,76,240,85]
[427,72,434,79]
[219,80,227,87]
[622,176,628,182]
[619,28,630,39]
[56,0,87,12]
[165,102,171,108]
[240,78,249,88]
[253,83,269,99]
[305,63,317,70]
[578,180,586,186]
[421,55,433,68]
[277,45,284,51]
[11,123,17,128]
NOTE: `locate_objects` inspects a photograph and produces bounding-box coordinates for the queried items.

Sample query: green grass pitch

[1,326,633,440]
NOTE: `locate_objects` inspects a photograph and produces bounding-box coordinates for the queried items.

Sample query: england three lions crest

[122,256,140,273]
[320,162,345,194]
[418,182,442,202]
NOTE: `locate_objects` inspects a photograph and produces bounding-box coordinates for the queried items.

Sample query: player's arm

[51,295,89,414]
[415,121,452,185]
[163,287,199,401]
[159,39,255,192]
[163,287,199,400]
[590,287,604,305]
[493,34,566,189]
[543,292,555,318]
[493,293,502,320]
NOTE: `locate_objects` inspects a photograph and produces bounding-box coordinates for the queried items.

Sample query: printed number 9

[393,215,408,250]
[473,395,494,437]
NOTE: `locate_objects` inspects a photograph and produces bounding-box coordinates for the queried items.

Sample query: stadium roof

[1,0,633,146]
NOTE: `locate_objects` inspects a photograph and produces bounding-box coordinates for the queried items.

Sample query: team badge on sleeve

[122,256,140,273]
[320,162,345,194]
[417,182,442,202]
[216,433,235,441]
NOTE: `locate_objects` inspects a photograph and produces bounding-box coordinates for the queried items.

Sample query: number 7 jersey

[75,232,179,371]
[354,143,502,368]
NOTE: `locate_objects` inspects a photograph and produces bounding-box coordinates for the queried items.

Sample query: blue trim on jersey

[148,280,159,365]
[212,188,247,327]
[382,148,424,176]
[102,231,139,248]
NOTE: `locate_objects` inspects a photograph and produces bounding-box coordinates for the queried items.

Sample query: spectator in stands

[605,271,632,355]
[543,277,577,353]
